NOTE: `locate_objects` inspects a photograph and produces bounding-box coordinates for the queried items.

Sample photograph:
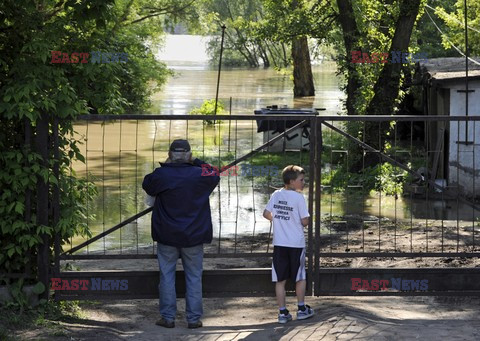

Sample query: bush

[189,99,225,125]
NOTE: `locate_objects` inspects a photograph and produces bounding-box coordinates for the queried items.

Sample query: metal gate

[52,114,480,299]
[312,115,480,296]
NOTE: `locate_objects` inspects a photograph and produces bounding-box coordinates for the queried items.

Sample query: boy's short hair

[282,165,305,185]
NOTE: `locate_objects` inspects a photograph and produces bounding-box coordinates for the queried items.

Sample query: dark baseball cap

[169,139,191,152]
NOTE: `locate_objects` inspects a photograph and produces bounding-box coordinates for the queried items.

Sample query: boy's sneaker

[278,312,293,324]
[297,305,314,320]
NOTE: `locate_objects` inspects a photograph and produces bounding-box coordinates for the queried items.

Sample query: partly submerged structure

[417,57,480,197]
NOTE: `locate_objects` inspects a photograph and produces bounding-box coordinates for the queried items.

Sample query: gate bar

[314,119,323,295]
[75,114,480,121]
[307,117,316,295]
[62,253,273,260]
[62,251,480,260]
[61,208,152,256]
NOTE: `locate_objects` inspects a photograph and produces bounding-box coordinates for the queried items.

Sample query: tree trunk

[361,0,421,161]
[337,0,422,171]
[282,43,289,67]
[366,0,422,116]
[336,0,361,116]
[292,36,315,97]
[258,43,270,67]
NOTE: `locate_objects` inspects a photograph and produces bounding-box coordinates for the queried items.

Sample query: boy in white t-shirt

[263,165,314,324]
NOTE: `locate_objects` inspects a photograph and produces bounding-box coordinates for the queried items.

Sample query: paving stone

[345,325,365,333]
[329,326,347,334]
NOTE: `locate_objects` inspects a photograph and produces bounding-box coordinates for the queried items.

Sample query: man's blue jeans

[157,243,204,323]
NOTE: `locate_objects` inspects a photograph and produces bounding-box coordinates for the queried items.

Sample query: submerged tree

[258,0,336,96]
[195,0,290,68]
[260,0,321,97]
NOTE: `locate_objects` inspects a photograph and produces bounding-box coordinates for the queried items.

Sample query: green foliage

[194,0,291,67]
[0,0,187,302]
[246,151,310,184]
[434,0,480,56]
[320,125,415,196]
[333,0,419,115]
[189,99,225,125]
[259,0,333,41]
[4,279,30,311]
[370,162,409,196]
[322,162,408,196]
[413,0,458,58]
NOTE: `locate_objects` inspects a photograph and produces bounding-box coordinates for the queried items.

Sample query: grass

[0,300,86,340]
[201,150,310,168]
[199,150,311,186]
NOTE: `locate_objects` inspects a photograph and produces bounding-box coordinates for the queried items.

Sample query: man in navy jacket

[142,139,219,329]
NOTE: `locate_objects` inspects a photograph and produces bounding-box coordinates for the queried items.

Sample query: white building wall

[448,80,480,197]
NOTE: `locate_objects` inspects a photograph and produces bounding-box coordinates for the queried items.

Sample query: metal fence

[54,114,480,298]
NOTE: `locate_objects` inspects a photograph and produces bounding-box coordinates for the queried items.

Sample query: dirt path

[17,296,480,340]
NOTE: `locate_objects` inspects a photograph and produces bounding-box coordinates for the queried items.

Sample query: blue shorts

[272,246,306,282]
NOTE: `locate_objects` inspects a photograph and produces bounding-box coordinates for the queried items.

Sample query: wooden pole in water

[214,24,226,124]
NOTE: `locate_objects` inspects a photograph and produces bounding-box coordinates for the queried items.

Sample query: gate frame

[50,114,480,300]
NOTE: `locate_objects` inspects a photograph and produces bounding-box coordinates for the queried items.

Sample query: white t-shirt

[265,188,310,248]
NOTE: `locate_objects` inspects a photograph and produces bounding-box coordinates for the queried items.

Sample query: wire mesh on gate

[317,116,480,259]
[64,115,313,262]
[61,115,480,269]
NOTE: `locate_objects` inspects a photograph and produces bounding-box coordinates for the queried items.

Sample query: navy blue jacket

[142,158,220,247]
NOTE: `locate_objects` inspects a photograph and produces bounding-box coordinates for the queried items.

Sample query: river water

[70,36,478,253]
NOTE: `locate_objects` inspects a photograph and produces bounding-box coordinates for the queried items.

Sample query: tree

[292,36,315,96]
[195,0,290,68]
[413,0,458,58]
[434,0,480,56]
[260,0,334,96]
[290,0,315,97]
[193,0,336,96]
[334,0,423,119]
[365,0,422,117]
[327,0,425,171]
[336,0,361,116]
[0,0,184,299]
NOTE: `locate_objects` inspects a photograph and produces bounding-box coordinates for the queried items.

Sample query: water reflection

[321,192,479,222]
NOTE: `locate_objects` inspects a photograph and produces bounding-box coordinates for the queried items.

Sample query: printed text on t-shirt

[273,200,293,220]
